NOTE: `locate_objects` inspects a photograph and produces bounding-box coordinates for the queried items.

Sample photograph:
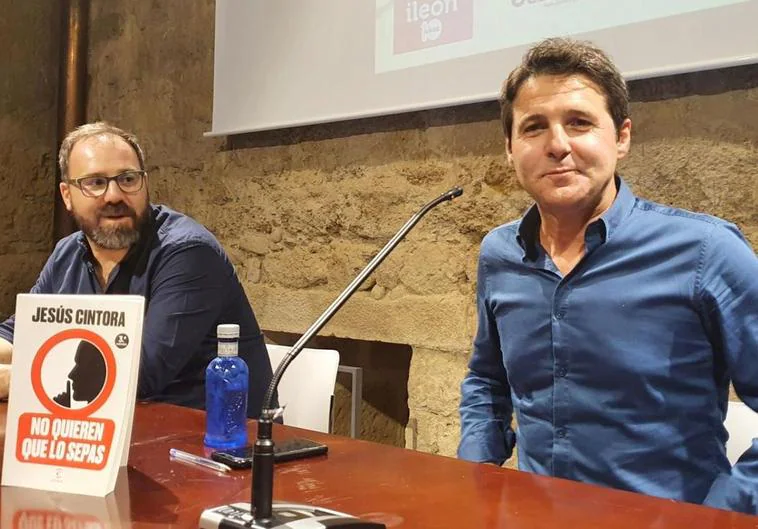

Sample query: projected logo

[393,0,473,54]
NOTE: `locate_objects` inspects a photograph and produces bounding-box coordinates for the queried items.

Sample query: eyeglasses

[68,170,146,198]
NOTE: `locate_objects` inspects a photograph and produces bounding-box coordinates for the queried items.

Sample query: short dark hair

[58,121,145,181]
[500,38,629,142]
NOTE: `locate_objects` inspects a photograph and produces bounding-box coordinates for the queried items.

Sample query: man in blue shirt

[0,122,275,417]
[458,38,758,513]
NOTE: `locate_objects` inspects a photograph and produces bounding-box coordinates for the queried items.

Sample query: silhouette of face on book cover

[53,340,107,408]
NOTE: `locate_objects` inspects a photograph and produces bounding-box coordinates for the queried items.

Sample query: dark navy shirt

[0,205,275,417]
[458,178,758,514]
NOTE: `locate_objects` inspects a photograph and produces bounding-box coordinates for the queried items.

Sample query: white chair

[725,400,758,465]
[266,344,340,433]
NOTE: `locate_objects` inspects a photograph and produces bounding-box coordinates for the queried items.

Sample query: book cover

[1,294,145,496]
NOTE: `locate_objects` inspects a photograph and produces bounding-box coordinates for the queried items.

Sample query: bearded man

[0,122,275,417]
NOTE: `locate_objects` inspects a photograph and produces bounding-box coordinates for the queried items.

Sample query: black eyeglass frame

[68,170,147,198]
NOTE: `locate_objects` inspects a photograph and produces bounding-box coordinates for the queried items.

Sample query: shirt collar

[516,175,636,260]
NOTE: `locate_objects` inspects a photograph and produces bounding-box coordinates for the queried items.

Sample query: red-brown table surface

[1,402,756,528]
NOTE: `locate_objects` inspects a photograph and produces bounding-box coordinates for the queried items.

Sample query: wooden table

[1,402,756,528]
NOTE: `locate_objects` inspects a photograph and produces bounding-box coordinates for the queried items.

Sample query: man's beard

[72,202,149,250]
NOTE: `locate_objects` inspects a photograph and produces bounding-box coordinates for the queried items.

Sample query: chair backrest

[266,344,340,433]
[725,400,758,465]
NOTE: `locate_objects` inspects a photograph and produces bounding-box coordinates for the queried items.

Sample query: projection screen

[208,0,758,136]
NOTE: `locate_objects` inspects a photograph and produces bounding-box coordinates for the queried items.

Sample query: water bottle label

[218,342,237,357]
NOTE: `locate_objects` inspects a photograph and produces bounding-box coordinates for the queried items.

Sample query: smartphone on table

[210,437,328,469]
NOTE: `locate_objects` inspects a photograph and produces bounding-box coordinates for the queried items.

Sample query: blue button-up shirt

[0,205,275,417]
[458,178,758,514]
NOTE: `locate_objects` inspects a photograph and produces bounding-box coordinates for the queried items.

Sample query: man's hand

[0,337,11,364]
[0,337,12,400]
[0,364,10,400]
[53,380,72,408]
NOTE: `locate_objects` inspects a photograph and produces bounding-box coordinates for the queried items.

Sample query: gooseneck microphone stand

[200,186,463,529]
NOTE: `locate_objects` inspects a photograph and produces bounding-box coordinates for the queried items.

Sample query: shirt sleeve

[698,223,758,515]
[0,250,57,343]
[458,244,516,465]
[136,243,238,398]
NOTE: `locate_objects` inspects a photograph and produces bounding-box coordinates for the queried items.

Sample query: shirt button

[556,367,567,377]
[556,428,567,439]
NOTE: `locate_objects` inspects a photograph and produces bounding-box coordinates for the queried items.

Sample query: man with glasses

[0,122,276,417]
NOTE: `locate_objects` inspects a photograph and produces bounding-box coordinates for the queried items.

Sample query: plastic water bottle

[204,324,249,450]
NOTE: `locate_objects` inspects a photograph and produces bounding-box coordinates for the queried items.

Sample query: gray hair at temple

[499,37,630,143]
[58,122,146,181]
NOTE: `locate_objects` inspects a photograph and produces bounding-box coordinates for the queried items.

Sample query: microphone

[199,186,463,529]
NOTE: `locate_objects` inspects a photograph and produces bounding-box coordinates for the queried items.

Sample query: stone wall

[0,1,60,319]
[85,1,758,457]
[4,2,756,459]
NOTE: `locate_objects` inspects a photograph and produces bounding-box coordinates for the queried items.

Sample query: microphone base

[199,502,386,529]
